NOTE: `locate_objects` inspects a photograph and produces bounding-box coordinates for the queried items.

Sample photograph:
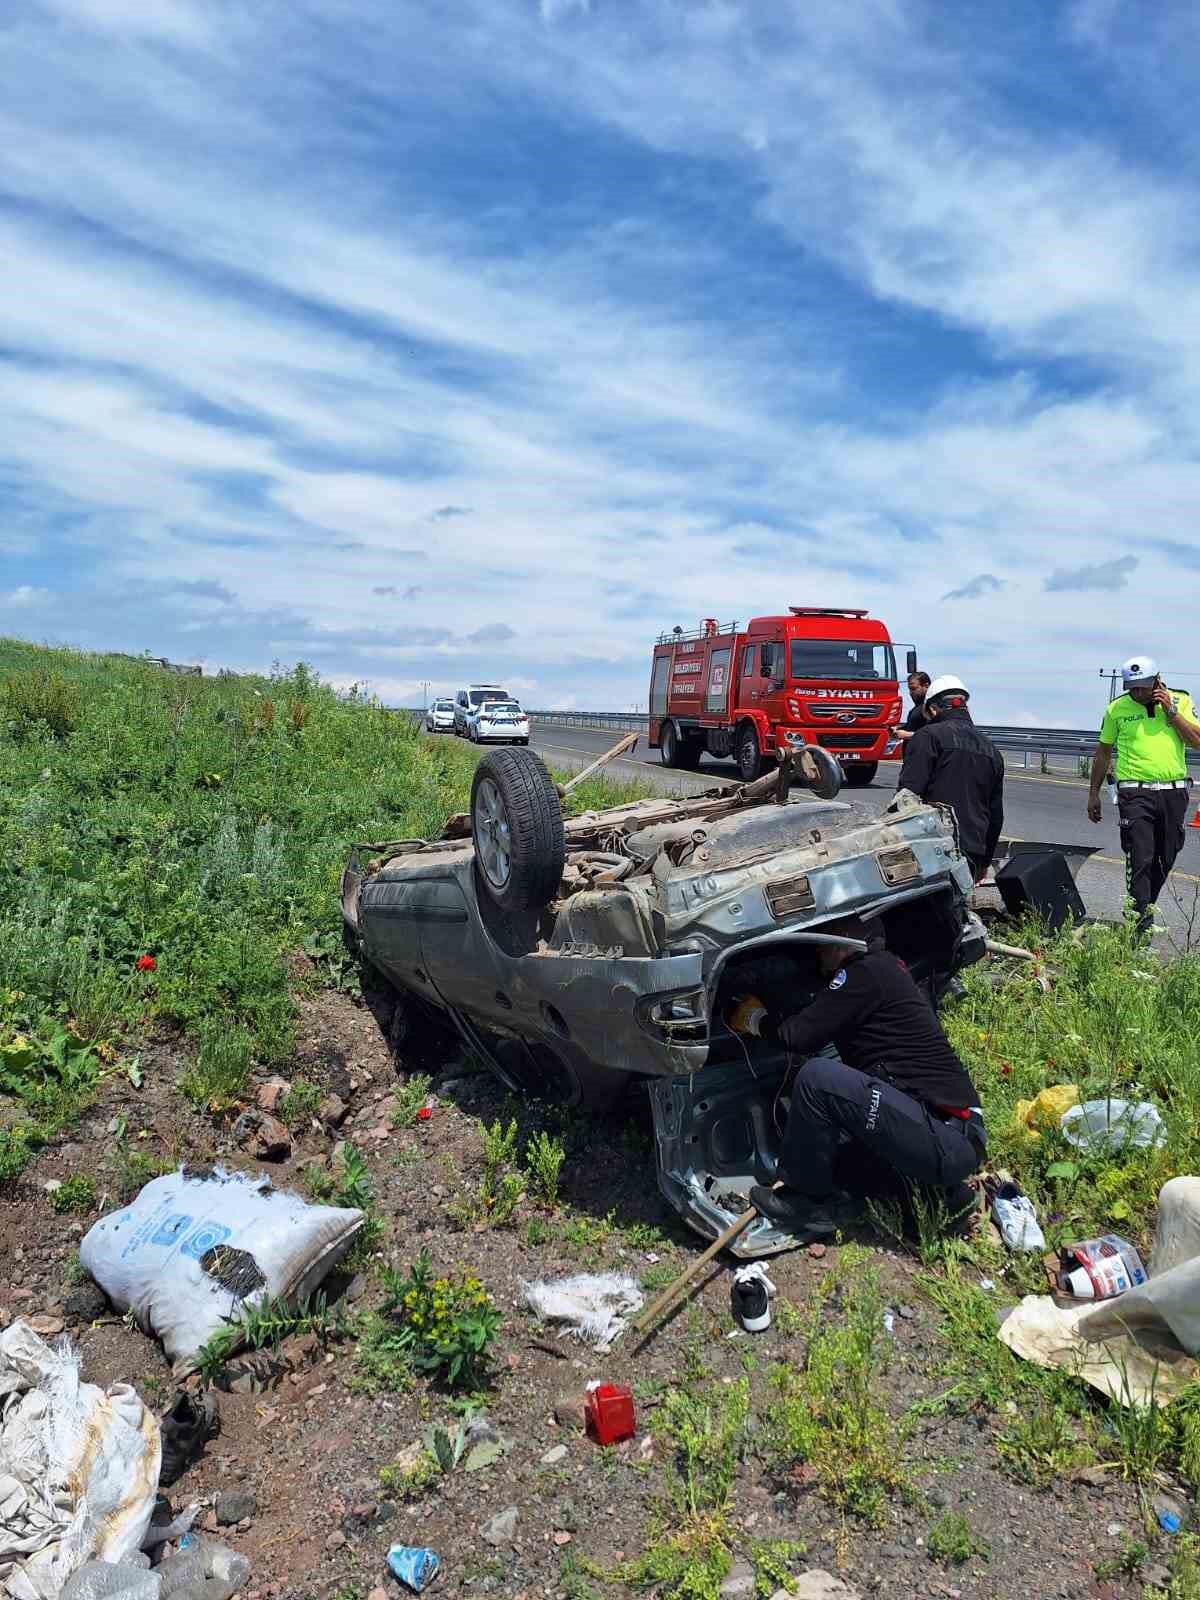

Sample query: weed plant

[379,1248,501,1391]
[927,1510,988,1566]
[524,1129,566,1209]
[391,1072,433,1128]
[764,1244,911,1524]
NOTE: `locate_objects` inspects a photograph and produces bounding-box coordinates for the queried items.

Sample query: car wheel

[660,720,681,767]
[736,723,764,782]
[471,747,565,910]
[842,762,878,788]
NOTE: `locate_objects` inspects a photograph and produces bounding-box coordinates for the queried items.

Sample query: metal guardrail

[526,711,1200,772]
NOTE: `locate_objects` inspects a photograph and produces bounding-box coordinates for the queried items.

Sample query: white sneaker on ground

[992,1182,1046,1251]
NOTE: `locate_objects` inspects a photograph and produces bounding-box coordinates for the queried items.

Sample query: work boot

[750,1184,841,1237]
[159,1389,219,1486]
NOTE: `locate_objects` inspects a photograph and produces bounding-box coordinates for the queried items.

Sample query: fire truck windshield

[789,640,896,681]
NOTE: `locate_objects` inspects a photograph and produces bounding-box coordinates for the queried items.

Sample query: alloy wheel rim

[474,778,512,888]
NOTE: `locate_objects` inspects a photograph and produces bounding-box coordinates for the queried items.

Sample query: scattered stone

[367,1589,389,1600]
[467,1415,501,1446]
[319,1094,348,1128]
[107,1117,122,1134]
[256,1077,291,1114]
[216,1489,258,1526]
[64,1281,109,1324]
[350,1502,377,1521]
[776,1574,862,1600]
[232,1111,291,1161]
[897,1304,916,1320]
[438,1078,470,1096]
[325,1530,346,1552]
[720,1558,756,1598]
[552,1531,573,1547]
[553,1396,587,1434]
[636,1434,655,1463]
[481,1506,519,1546]
[11,1289,34,1303]
[27,1314,64,1338]
[807,1242,827,1259]
[541,1444,568,1466]
[343,1273,367,1304]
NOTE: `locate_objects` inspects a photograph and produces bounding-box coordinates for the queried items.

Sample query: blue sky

[3,0,1199,724]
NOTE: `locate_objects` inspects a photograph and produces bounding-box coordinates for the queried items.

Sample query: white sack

[521,1272,643,1352]
[80,1167,363,1369]
[0,1322,160,1600]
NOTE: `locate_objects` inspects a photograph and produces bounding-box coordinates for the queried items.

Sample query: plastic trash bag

[81,1167,363,1369]
[0,1322,160,1600]
[521,1272,644,1351]
[1011,1083,1079,1141]
[1060,1098,1166,1153]
[61,1560,160,1600]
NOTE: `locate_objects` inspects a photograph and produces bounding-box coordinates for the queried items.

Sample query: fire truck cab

[648,607,916,787]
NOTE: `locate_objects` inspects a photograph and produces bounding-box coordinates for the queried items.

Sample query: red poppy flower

[417,1106,432,1121]
[136,954,157,972]
[1001,1063,1011,1076]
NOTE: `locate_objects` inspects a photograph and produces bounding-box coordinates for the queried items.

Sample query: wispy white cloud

[2,1,1199,718]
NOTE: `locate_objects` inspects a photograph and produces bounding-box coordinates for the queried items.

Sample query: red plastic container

[586,1382,636,1445]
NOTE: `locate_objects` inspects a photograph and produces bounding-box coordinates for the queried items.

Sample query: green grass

[0,640,488,1183]
[49,1174,95,1214]
[944,916,1200,1247]
[764,1244,912,1524]
[927,1510,988,1566]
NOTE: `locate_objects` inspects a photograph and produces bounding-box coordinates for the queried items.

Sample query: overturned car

[341,745,985,1256]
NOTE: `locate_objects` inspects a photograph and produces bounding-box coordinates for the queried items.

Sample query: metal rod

[632,1205,758,1335]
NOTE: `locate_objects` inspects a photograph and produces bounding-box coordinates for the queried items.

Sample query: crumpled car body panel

[344,782,985,1254]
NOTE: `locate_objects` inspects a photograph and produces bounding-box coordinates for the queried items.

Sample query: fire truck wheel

[660,720,680,767]
[736,723,765,782]
[471,747,566,911]
[842,762,878,788]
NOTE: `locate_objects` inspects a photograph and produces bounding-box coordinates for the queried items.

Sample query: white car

[425,698,455,733]
[454,683,510,736]
[468,699,530,744]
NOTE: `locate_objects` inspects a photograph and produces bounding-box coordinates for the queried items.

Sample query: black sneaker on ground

[159,1389,219,1486]
[749,1184,840,1237]
[730,1266,773,1332]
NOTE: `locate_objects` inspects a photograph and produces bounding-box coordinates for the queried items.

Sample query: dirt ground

[0,971,1169,1600]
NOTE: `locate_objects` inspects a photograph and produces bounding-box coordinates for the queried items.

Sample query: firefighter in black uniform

[898,674,1004,882]
[728,916,986,1237]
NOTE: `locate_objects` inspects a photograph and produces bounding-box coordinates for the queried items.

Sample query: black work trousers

[779,1057,984,1199]
[1117,787,1190,934]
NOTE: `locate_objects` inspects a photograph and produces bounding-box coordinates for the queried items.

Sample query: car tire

[660,720,681,767]
[471,747,565,911]
[736,723,765,782]
[842,762,878,788]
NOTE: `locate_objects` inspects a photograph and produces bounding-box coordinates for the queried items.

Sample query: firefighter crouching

[728,915,985,1239]
[1088,654,1200,938]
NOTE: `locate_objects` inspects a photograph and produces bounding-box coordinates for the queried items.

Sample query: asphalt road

[514,720,1200,947]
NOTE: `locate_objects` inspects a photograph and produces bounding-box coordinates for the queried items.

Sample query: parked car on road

[453,683,510,736]
[467,698,530,745]
[342,746,985,1257]
[425,698,455,733]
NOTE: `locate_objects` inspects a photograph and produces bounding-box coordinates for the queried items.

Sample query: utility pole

[1100,667,1122,704]
[420,680,431,712]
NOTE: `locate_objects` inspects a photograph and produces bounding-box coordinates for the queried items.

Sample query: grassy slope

[0,640,482,1175]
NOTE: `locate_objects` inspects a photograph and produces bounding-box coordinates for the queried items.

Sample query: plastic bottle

[157,1536,251,1600]
[585,1380,636,1444]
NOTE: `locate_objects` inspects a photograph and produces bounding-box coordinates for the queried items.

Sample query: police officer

[898,675,1005,881]
[728,916,985,1237]
[1087,655,1200,936]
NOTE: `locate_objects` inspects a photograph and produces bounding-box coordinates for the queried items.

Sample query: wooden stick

[557,732,640,796]
[632,1205,758,1335]
[985,937,1038,962]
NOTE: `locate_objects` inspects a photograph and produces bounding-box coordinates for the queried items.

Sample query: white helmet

[925,674,969,706]
[1121,654,1158,687]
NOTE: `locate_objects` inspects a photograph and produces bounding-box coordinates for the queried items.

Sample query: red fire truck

[648,607,917,787]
